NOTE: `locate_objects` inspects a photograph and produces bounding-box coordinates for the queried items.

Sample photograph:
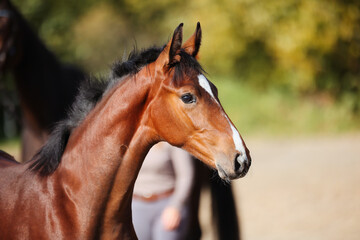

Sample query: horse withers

[0,23,251,239]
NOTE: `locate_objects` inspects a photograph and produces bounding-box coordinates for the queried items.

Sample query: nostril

[234,153,242,172]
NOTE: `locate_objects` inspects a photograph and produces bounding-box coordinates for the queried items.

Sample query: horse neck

[100,118,156,239]
[55,70,157,237]
[99,70,164,239]
[100,108,157,239]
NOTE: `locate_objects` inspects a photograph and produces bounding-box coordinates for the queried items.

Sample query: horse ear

[158,23,183,66]
[182,22,202,59]
[169,23,183,64]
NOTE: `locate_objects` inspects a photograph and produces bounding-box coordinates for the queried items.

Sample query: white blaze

[198,74,215,98]
[230,123,246,153]
[197,74,246,156]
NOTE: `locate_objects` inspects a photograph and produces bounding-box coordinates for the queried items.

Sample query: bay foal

[0,23,251,239]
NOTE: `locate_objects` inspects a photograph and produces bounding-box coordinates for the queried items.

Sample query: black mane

[29,46,204,176]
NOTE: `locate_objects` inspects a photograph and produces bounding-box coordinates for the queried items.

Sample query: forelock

[172,50,205,86]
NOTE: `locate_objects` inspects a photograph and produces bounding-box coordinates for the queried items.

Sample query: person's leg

[132,199,155,240]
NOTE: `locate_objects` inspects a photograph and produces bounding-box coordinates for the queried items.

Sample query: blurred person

[132,142,195,240]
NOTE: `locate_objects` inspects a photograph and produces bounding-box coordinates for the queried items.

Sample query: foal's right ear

[157,23,183,67]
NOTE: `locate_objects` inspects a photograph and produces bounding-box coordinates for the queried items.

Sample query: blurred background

[0,0,359,239]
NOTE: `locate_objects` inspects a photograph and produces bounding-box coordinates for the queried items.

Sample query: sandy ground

[1,134,359,239]
[199,134,360,240]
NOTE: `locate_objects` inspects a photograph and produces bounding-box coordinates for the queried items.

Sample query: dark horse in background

[0,1,241,239]
[0,0,85,161]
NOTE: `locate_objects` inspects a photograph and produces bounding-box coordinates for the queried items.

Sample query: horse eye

[181,93,196,104]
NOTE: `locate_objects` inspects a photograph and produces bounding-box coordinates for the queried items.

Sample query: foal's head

[147,23,251,180]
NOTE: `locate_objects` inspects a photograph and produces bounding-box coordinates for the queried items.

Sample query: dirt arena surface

[1,134,359,239]
[200,134,360,240]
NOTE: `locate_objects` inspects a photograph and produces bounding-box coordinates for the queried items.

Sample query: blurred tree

[71,3,132,73]
[11,0,360,113]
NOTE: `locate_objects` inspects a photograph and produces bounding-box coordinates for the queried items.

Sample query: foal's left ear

[158,23,183,67]
[168,23,183,64]
[182,22,202,59]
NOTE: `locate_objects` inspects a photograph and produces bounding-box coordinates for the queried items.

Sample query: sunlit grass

[212,76,360,137]
[0,137,20,159]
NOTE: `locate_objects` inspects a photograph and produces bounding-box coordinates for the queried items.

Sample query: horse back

[0,150,19,168]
